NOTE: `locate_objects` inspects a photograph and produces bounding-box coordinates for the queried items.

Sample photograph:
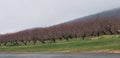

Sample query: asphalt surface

[0,53,119,58]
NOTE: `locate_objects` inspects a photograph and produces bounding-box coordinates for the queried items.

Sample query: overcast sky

[0,0,120,34]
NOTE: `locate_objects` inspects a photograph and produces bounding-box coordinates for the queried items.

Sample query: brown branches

[0,17,120,46]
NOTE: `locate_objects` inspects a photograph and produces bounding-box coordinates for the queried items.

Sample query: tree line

[0,17,120,46]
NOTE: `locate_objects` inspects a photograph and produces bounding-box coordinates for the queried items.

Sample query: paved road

[0,53,119,58]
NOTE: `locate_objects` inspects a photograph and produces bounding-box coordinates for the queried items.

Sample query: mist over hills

[67,8,120,24]
[1,8,120,34]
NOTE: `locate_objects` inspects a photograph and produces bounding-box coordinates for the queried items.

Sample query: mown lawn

[0,35,120,53]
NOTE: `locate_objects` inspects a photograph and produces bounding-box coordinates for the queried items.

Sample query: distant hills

[66,8,120,24]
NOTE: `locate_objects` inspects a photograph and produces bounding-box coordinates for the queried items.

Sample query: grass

[0,35,120,53]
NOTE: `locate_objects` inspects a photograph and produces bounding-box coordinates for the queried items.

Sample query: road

[0,53,119,58]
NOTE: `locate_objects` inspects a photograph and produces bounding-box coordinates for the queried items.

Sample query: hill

[67,8,120,23]
[0,8,120,47]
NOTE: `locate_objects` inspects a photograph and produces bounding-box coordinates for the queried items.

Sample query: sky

[0,0,120,34]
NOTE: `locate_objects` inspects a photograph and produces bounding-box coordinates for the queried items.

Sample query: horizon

[0,0,120,34]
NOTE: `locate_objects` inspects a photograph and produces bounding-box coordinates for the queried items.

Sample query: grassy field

[0,35,120,53]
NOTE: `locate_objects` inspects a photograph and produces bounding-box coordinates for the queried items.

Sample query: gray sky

[0,0,120,34]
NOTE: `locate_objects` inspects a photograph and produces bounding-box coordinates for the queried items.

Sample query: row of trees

[0,17,120,46]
